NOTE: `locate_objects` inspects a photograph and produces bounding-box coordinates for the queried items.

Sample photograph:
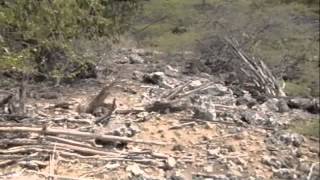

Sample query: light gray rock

[279,132,305,147]
[272,168,297,180]
[129,54,145,64]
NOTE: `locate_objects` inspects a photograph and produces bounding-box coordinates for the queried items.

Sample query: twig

[163,81,192,100]
[169,122,197,130]
[45,136,93,149]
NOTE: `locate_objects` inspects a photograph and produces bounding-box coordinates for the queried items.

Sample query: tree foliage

[0,0,141,75]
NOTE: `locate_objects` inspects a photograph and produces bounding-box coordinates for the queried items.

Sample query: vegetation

[132,0,319,97]
[0,0,319,97]
[0,0,141,81]
[290,118,320,138]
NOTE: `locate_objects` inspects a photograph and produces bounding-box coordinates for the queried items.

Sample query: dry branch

[224,37,286,97]
[0,126,166,145]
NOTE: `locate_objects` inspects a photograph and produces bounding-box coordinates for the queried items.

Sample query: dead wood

[169,122,197,130]
[44,136,93,149]
[0,126,166,145]
[225,37,286,97]
[0,138,38,147]
[162,81,191,100]
[115,109,145,114]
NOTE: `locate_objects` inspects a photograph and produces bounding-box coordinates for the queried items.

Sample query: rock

[106,163,120,170]
[262,156,282,168]
[165,65,180,77]
[132,71,144,81]
[260,98,279,112]
[129,54,144,64]
[165,157,177,170]
[115,56,130,64]
[297,162,310,173]
[203,165,213,173]
[236,93,257,108]
[189,80,202,88]
[240,111,264,125]
[126,164,145,176]
[233,157,247,167]
[208,148,221,158]
[279,132,305,147]
[272,168,297,179]
[206,174,229,180]
[192,96,216,121]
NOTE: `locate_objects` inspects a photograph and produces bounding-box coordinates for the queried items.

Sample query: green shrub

[0,0,141,80]
[290,118,320,138]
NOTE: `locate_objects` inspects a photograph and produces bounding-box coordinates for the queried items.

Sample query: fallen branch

[169,122,197,130]
[0,126,166,145]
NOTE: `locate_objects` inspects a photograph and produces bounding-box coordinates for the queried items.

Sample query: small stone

[203,165,213,173]
[234,157,247,167]
[165,157,176,170]
[272,168,297,179]
[106,163,120,170]
[129,54,144,64]
[262,156,281,168]
[279,133,305,147]
[189,80,202,88]
[208,148,221,158]
[126,164,144,176]
[298,162,310,173]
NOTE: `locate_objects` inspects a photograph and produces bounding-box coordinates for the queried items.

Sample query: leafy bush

[0,0,141,81]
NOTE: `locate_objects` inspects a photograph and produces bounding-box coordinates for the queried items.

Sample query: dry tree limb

[0,138,38,147]
[115,108,144,115]
[224,37,285,97]
[162,81,192,100]
[173,82,215,101]
[45,136,93,149]
[34,172,88,180]
[0,155,25,160]
[0,126,166,145]
[169,122,197,130]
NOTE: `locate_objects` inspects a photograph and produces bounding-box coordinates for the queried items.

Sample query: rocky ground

[0,48,319,180]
